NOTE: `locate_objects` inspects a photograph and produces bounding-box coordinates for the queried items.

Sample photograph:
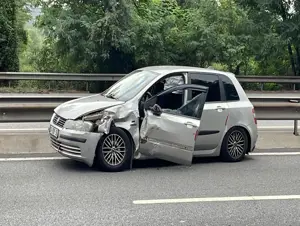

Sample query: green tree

[237,0,300,76]
[0,0,19,71]
[34,0,135,73]
[29,0,296,80]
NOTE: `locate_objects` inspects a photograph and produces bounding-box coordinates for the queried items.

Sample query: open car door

[140,84,208,165]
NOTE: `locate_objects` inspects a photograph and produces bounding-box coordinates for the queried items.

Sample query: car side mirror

[149,104,162,116]
[144,96,157,111]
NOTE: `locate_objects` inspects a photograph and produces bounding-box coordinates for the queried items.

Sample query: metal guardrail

[0,72,124,81]
[1,72,300,83]
[1,93,300,135]
[237,76,300,84]
[1,72,300,134]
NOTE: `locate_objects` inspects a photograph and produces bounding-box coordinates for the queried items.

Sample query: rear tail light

[252,108,257,124]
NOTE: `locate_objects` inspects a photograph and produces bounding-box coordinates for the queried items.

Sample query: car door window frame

[187,72,226,103]
[138,72,188,113]
[143,84,209,121]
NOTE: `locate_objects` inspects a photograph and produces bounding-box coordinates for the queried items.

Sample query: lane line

[0,152,300,162]
[249,152,300,156]
[258,126,299,129]
[0,157,67,162]
[0,128,48,132]
[133,195,300,205]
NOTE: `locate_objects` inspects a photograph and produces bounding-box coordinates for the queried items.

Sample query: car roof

[140,65,236,79]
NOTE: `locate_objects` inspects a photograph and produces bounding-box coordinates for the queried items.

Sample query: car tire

[220,127,249,162]
[95,127,133,172]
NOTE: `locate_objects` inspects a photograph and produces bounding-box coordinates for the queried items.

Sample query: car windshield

[102,70,159,101]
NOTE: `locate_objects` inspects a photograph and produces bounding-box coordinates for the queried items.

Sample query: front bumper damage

[49,123,102,166]
[49,104,140,167]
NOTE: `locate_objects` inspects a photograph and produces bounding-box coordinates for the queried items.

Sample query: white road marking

[133,195,300,205]
[258,126,298,129]
[0,128,48,132]
[0,157,67,162]
[249,152,300,156]
[0,152,300,162]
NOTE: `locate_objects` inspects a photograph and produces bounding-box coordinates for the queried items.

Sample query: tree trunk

[234,63,242,75]
[295,46,300,76]
[288,43,297,76]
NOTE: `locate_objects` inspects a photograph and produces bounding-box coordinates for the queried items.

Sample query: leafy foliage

[0,0,19,71]
[13,0,300,91]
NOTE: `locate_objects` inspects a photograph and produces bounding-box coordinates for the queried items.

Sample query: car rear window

[220,76,240,101]
[190,73,221,102]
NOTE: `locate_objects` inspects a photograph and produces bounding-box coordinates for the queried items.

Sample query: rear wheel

[220,127,248,162]
[95,127,133,172]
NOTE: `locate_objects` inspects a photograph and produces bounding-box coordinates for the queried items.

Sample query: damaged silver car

[48,66,258,172]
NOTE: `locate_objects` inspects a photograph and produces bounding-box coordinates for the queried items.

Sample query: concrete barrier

[0,129,52,154]
[0,129,298,154]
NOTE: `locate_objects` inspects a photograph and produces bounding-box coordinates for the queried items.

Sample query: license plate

[49,125,59,138]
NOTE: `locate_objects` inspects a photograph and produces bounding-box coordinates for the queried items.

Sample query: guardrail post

[293,120,299,136]
[260,83,264,91]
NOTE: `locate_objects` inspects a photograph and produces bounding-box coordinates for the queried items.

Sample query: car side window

[155,88,206,119]
[220,76,240,101]
[189,73,221,102]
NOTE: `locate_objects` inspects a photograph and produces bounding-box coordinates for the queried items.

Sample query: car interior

[139,74,185,115]
[138,73,189,129]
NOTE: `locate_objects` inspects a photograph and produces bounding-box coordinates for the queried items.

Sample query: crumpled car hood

[54,94,124,119]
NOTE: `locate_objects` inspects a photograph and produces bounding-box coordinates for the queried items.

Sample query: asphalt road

[1,151,300,226]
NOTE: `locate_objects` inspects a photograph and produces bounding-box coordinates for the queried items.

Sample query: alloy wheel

[102,134,126,166]
[227,130,245,159]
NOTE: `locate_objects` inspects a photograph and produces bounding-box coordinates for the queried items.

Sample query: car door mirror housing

[149,104,162,116]
[144,96,157,110]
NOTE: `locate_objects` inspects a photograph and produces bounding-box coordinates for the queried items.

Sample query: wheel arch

[118,127,136,151]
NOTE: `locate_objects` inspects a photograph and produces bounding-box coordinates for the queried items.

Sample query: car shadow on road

[132,157,220,169]
[55,156,254,172]
[54,159,95,173]
[133,155,254,168]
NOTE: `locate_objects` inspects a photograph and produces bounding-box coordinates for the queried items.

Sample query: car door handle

[184,122,197,128]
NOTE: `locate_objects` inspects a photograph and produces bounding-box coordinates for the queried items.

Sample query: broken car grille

[52,114,66,128]
[50,136,81,156]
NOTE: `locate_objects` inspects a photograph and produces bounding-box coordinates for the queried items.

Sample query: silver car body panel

[102,102,141,152]
[54,93,124,119]
[48,66,258,166]
[49,118,102,166]
[139,111,200,165]
[195,102,229,151]
[139,84,208,165]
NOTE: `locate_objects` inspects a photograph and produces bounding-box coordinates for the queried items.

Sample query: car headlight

[64,120,95,132]
[82,111,105,121]
[82,111,112,123]
[81,111,114,134]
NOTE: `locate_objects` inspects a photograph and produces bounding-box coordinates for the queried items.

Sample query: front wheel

[95,127,133,172]
[220,127,249,162]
